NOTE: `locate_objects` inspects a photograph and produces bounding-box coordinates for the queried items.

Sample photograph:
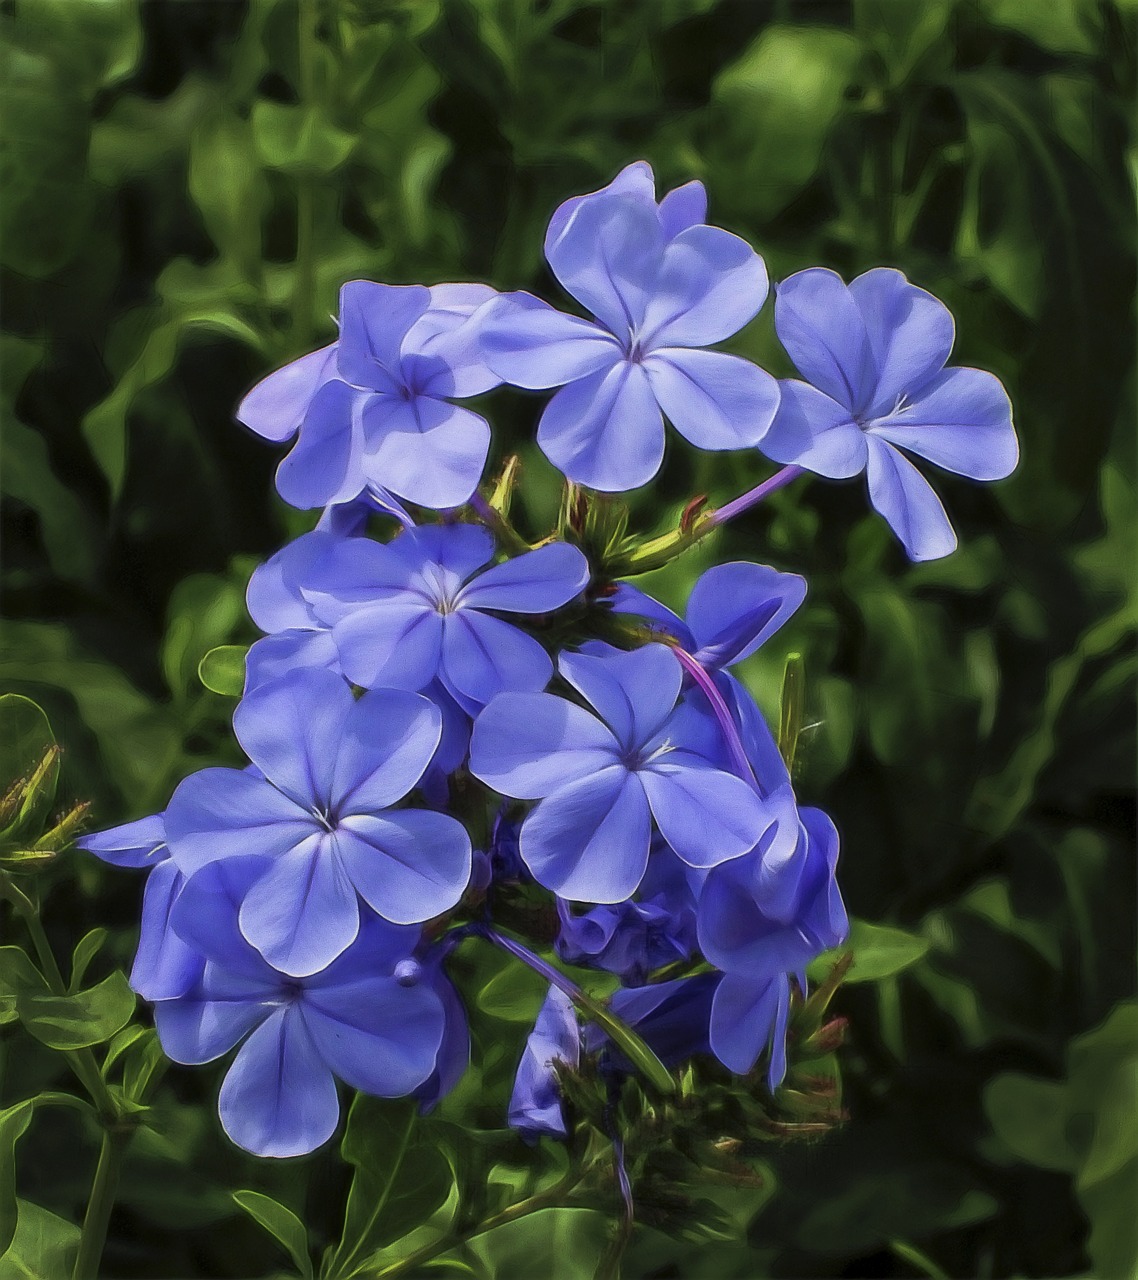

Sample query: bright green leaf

[0,1102,36,1256]
[198,646,248,697]
[232,1191,313,1279]
[69,929,108,993]
[2,1199,81,1279]
[19,970,135,1050]
[251,102,356,175]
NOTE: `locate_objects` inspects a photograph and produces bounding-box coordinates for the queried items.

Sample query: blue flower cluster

[80,162,1016,1156]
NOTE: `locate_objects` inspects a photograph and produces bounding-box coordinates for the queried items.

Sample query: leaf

[977,0,1099,55]
[69,929,108,993]
[251,102,356,175]
[1,1200,81,1279]
[162,573,246,701]
[0,1102,36,1256]
[477,956,549,1023]
[983,1073,1076,1171]
[18,971,135,1050]
[810,919,930,984]
[464,1208,610,1280]
[198,646,249,697]
[232,1191,313,1279]
[188,113,266,274]
[0,695,57,800]
[0,947,47,1026]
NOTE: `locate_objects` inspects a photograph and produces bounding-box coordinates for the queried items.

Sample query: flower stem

[669,648,757,788]
[705,464,805,528]
[72,1128,129,1280]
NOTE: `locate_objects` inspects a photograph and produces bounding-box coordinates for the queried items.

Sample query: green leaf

[198,645,248,697]
[977,0,1098,55]
[0,695,57,800]
[1,1200,81,1279]
[328,1099,454,1279]
[251,102,356,175]
[983,1073,1076,1171]
[232,1191,313,1279]
[19,970,135,1050]
[0,947,49,1024]
[69,929,108,993]
[0,1102,36,1256]
[189,113,266,273]
[477,956,550,1023]
[163,573,246,701]
[465,1208,610,1280]
[811,919,930,984]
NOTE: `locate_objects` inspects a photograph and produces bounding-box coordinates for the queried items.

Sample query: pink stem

[670,647,757,788]
[707,464,805,527]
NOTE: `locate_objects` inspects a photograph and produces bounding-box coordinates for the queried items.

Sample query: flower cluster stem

[72,1128,129,1280]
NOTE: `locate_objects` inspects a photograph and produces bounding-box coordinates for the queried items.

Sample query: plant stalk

[72,1128,129,1280]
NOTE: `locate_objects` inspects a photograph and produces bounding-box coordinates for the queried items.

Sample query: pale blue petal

[275,379,363,509]
[544,161,657,258]
[219,1006,340,1157]
[865,436,957,561]
[168,857,279,980]
[557,643,681,751]
[237,345,337,442]
[154,991,268,1066]
[388,522,495,583]
[79,813,167,869]
[657,180,707,241]
[607,583,694,649]
[644,348,779,450]
[334,810,472,925]
[363,397,490,510]
[332,599,443,691]
[688,562,807,670]
[331,689,441,812]
[407,283,502,397]
[131,861,201,1002]
[468,692,620,798]
[456,542,590,613]
[867,366,1018,480]
[760,379,867,478]
[520,767,652,903]
[640,225,768,349]
[709,971,790,1081]
[337,281,430,387]
[639,763,768,867]
[537,361,664,492]
[243,630,340,693]
[440,611,553,709]
[246,531,337,633]
[478,293,621,390]
[775,268,876,414]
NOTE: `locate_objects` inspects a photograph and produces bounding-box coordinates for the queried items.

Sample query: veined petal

[544,161,657,258]
[478,293,621,390]
[558,644,681,752]
[709,971,790,1085]
[364,398,490,510]
[775,269,876,415]
[301,538,420,624]
[520,768,652,903]
[455,542,590,613]
[688,562,807,670]
[849,268,955,413]
[407,283,502,397]
[639,763,768,867]
[275,380,362,509]
[233,668,354,810]
[867,366,1018,480]
[164,768,317,875]
[237,345,337,442]
[644,348,779,451]
[537,361,664,493]
[337,281,431,388]
[246,531,336,633]
[219,1006,340,1157]
[238,837,360,977]
[332,599,443,691]
[440,612,553,710]
[544,194,665,339]
[657,180,707,241]
[760,379,867,478]
[865,436,957,561]
[332,689,441,813]
[468,692,620,798]
[388,523,495,583]
[334,810,472,925]
[154,989,268,1067]
[243,630,340,693]
[640,224,768,349]
[79,813,167,869]
[302,976,445,1097]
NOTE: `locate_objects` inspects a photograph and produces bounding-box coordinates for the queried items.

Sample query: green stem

[0,878,121,1122]
[72,1128,129,1280]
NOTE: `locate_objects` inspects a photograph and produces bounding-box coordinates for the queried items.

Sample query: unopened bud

[680,495,709,535]
[394,959,422,987]
[34,801,90,852]
[801,1016,849,1057]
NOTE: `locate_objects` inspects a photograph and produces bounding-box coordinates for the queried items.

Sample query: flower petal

[169,857,280,979]
[544,161,657,257]
[639,763,768,868]
[477,293,622,389]
[544,194,664,339]
[302,976,445,1097]
[520,767,652,903]
[238,837,360,977]
[364,398,490,510]
[334,810,472,925]
[389,523,495,583]
[275,379,362,509]
[131,861,201,1002]
[219,1006,340,1157]
[775,268,876,414]
[244,630,340,693]
[644,348,779,450]
[557,643,681,752]
[469,692,620,798]
[760,379,867,478]
[657,180,707,241]
[456,542,590,613]
[709,971,790,1085]
[849,267,955,412]
[237,345,338,442]
[79,813,167,869]
[154,990,268,1066]
[867,366,1018,480]
[332,599,444,691]
[865,436,957,561]
[607,583,695,649]
[687,562,807,670]
[247,530,343,634]
[337,281,431,387]
[164,768,316,875]
[407,282,503,397]
[331,689,441,813]
[440,612,553,710]
[640,224,768,349]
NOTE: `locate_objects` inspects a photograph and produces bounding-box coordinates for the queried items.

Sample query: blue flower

[164,668,472,977]
[507,985,580,1140]
[761,267,1018,561]
[238,282,501,512]
[306,523,590,714]
[478,163,779,492]
[469,643,770,903]
[78,813,201,1002]
[152,858,446,1158]
[585,973,719,1069]
[698,806,848,1085]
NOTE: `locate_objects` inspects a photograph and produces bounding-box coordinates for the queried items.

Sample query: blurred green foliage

[1,0,1135,1276]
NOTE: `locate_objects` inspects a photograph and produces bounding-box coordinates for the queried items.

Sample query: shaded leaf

[232,1191,313,1279]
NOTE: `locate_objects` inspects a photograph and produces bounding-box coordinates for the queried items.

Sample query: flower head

[761,267,1018,560]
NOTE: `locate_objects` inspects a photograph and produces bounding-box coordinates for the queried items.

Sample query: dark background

[2,0,1135,1276]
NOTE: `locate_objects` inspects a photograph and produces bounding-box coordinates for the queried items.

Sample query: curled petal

[710,971,791,1086]
[687,562,807,670]
[657,180,707,241]
[79,813,167,869]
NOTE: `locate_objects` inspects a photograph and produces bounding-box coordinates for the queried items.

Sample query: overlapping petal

[363,397,491,510]
[478,294,621,389]
[638,762,768,868]
[330,689,441,812]
[761,379,866,478]
[237,344,337,442]
[775,269,876,414]
[440,610,554,710]
[645,348,779,451]
[337,281,431,387]
[558,644,682,751]
[687,562,806,670]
